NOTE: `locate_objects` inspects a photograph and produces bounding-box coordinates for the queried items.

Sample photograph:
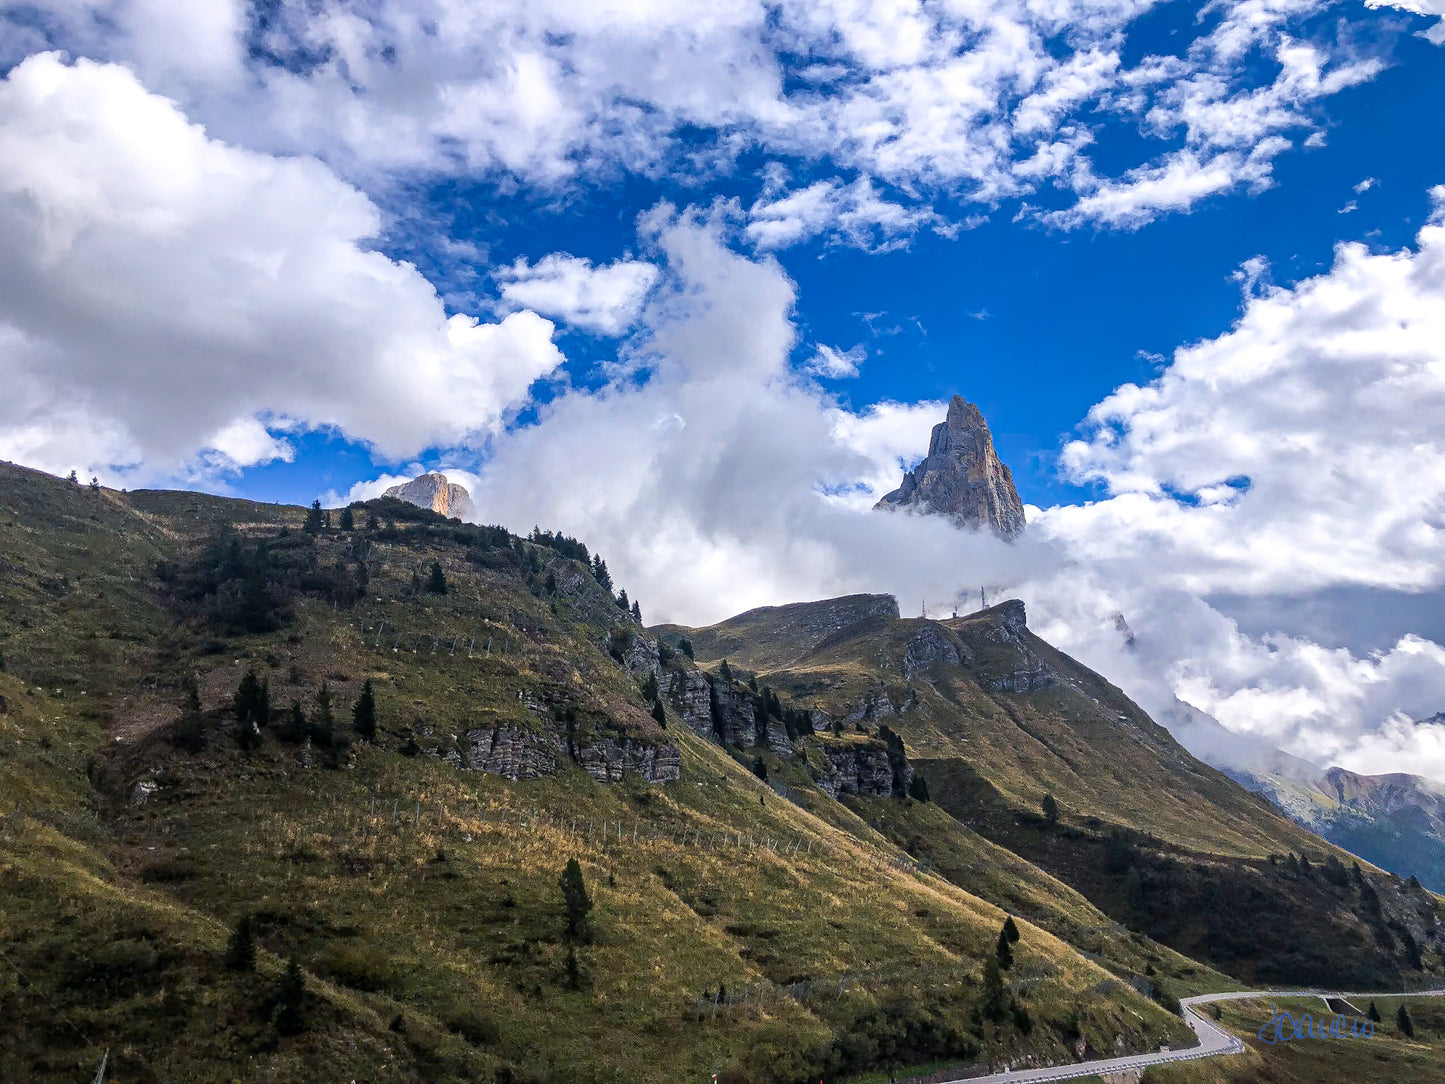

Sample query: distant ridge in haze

[875,395,1026,539]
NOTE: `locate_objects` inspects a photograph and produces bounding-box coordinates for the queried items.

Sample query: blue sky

[5,0,1445,778]
[214,3,1445,511]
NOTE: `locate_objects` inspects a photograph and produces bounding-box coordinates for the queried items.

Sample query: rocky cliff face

[383,472,476,520]
[463,720,680,784]
[951,600,1058,693]
[875,395,1026,539]
[708,678,757,747]
[815,738,904,797]
[665,669,713,737]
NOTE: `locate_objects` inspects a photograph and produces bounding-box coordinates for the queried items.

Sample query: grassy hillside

[0,462,1195,1083]
[661,597,1445,991]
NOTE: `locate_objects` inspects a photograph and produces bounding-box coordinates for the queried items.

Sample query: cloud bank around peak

[464,208,1058,623]
[0,53,565,483]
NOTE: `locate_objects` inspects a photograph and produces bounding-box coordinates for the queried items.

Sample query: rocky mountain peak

[875,394,1026,539]
[382,472,475,520]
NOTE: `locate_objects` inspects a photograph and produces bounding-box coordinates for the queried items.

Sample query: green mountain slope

[0,462,1199,1083]
[659,595,1445,989]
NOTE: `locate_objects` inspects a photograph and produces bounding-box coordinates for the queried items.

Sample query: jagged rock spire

[875,395,1026,539]
[382,472,475,520]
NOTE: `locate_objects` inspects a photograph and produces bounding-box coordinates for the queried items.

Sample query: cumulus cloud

[1022,186,1445,777]
[0,53,564,482]
[495,254,659,335]
[0,0,1407,241]
[806,344,867,379]
[745,178,939,251]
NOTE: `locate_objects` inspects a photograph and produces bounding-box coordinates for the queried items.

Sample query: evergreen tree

[354,560,369,600]
[651,699,667,727]
[908,773,931,802]
[223,913,255,972]
[1368,1000,1382,1023]
[719,659,732,683]
[1041,793,1059,826]
[274,957,306,1036]
[233,669,267,751]
[366,511,379,531]
[591,555,612,590]
[311,683,334,747]
[1299,854,1313,876]
[284,699,307,744]
[981,955,1009,1022]
[617,588,629,611]
[173,677,206,753]
[642,671,660,702]
[1397,1004,1414,1038]
[0,646,6,671]
[89,476,100,493]
[679,638,694,660]
[352,678,376,741]
[631,599,641,622]
[1003,915,1020,943]
[996,927,1013,970]
[67,469,78,484]
[546,570,558,594]
[339,506,355,531]
[748,673,758,692]
[303,499,324,535]
[560,858,593,940]
[565,944,582,990]
[752,756,768,781]
[426,560,448,594]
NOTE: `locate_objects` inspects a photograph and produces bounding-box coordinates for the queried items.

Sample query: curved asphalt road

[936,987,1445,1083]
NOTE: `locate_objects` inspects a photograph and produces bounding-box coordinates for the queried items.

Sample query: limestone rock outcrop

[463,720,680,784]
[383,472,475,520]
[665,669,713,737]
[954,600,1059,693]
[708,678,757,747]
[815,739,900,797]
[875,395,1026,539]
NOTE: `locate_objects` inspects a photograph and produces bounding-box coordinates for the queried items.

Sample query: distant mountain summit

[875,395,1026,539]
[382,472,474,520]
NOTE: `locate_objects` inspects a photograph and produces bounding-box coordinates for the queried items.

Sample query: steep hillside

[0,463,1196,1083]
[659,596,1445,989]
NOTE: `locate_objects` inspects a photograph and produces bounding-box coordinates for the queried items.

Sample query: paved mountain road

[935,987,1445,1083]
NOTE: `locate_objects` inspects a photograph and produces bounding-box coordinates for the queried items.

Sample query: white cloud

[0,53,564,482]
[1338,199,1358,214]
[1024,186,1445,776]
[806,343,867,379]
[1364,0,1445,44]
[1355,176,1378,193]
[1042,142,1286,230]
[0,0,1407,240]
[496,254,659,335]
[745,177,938,251]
